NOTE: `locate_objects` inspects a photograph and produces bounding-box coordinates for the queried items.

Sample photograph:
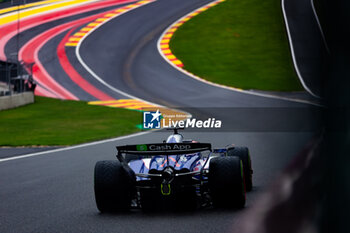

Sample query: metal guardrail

[0,60,36,96]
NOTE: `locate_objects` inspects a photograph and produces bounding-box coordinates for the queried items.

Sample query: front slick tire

[94,160,135,213]
[209,156,246,208]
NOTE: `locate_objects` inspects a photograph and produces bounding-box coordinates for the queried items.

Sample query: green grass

[170,0,303,91]
[0,97,141,146]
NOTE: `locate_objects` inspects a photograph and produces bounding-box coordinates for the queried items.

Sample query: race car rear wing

[116,143,212,156]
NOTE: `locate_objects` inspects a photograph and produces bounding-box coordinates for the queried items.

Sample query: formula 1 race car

[94,129,253,212]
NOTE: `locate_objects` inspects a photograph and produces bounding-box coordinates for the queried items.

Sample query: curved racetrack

[0,0,320,232]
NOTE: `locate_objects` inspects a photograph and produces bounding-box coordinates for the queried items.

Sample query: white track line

[0,131,153,163]
[157,0,322,105]
[75,0,192,115]
[310,0,330,53]
[75,0,164,108]
[281,0,320,98]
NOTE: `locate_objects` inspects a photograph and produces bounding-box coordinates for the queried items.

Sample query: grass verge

[0,97,141,146]
[170,0,303,91]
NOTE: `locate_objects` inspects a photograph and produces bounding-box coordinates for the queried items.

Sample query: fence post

[7,63,14,96]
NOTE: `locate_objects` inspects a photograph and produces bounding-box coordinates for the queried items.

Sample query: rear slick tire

[94,160,135,213]
[209,156,246,208]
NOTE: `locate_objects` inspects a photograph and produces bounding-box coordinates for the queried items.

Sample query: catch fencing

[0,0,36,96]
[0,60,36,96]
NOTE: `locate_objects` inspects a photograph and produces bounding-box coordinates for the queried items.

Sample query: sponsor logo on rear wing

[117,143,212,155]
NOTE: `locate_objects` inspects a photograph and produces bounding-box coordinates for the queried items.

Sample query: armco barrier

[0,91,34,110]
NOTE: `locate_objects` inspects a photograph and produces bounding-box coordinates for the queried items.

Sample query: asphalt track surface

[0,0,322,232]
[0,132,314,233]
[78,0,311,108]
